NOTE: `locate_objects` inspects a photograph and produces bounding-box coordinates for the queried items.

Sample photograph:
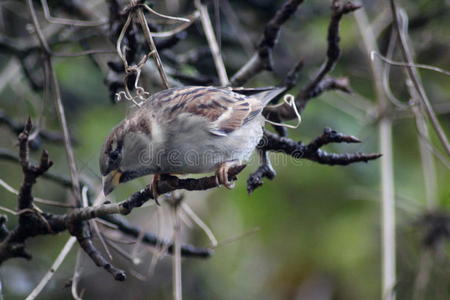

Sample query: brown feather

[146,86,263,136]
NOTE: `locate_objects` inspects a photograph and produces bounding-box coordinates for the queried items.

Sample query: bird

[100,85,285,199]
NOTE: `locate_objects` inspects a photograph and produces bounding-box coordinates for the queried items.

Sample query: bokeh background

[0,0,449,299]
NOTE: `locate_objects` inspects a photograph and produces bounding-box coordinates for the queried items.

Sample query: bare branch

[247,150,276,194]
[230,0,305,86]
[0,110,75,148]
[259,128,381,165]
[263,0,359,121]
[69,220,126,281]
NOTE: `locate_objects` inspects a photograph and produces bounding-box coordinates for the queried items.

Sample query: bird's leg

[152,174,161,205]
[216,161,240,189]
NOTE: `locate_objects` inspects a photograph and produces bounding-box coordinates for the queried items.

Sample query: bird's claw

[216,161,239,189]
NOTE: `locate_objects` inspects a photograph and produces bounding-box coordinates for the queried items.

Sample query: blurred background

[0,0,449,299]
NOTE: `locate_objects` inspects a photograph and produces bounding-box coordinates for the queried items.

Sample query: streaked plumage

[100,86,285,195]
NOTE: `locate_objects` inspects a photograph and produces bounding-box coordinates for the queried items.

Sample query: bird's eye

[110,149,120,161]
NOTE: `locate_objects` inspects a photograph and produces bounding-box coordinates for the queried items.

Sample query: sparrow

[100,85,285,198]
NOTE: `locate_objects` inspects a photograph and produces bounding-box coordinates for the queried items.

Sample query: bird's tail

[232,86,287,106]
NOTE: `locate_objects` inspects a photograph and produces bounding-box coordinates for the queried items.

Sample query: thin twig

[0,178,74,208]
[416,133,450,170]
[181,203,217,248]
[136,4,170,89]
[71,249,83,300]
[150,11,199,38]
[263,0,358,121]
[0,148,81,189]
[40,0,107,27]
[412,250,433,300]
[0,110,73,146]
[25,236,77,300]
[141,3,190,23]
[397,11,438,209]
[389,0,450,155]
[172,201,182,300]
[380,28,409,109]
[410,88,438,209]
[213,227,260,249]
[47,59,82,205]
[195,0,229,86]
[53,49,116,57]
[372,51,450,77]
[27,0,82,206]
[27,0,51,54]
[0,206,18,215]
[104,238,139,264]
[230,0,305,86]
[355,8,396,300]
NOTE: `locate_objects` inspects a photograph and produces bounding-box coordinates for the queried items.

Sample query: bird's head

[100,116,157,195]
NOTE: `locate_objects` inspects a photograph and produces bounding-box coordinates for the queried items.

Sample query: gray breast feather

[156,114,263,174]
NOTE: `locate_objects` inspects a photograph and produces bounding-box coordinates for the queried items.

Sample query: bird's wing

[153,86,264,136]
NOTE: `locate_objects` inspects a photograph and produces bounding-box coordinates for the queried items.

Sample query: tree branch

[247,128,381,192]
[263,0,359,121]
[0,111,75,149]
[0,121,218,279]
[230,0,305,86]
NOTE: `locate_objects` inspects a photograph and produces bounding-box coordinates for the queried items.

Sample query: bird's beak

[102,170,122,196]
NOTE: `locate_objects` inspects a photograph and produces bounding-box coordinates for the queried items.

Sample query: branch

[301,1,360,98]
[0,111,75,149]
[230,0,305,86]
[260,128,381,165]
[0,122,120,281]
[195,0,229,85]
[247,128,381,192]
[17,119,54,209]
[101,214,213,258]
[0,148,214,258]
[0,121,218,280]
[0,148,76,189]
[0,119,53,263]
[69,220,126,281]
[247,150,276,194]
[263,0,359,121]
[66,165,246,221]
[389,0,450,155]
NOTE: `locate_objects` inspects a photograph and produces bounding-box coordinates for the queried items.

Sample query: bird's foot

[216,161,241,189]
